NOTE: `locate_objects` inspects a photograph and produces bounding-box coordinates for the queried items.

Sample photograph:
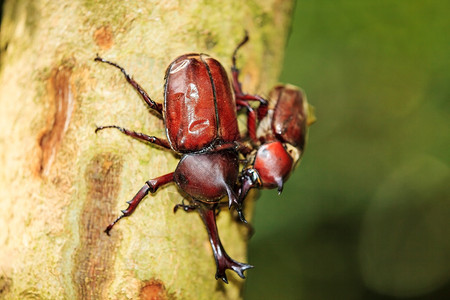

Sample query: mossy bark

[0,0,295,299]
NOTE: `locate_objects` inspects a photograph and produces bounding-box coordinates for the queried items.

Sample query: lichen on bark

[0,0,295,299]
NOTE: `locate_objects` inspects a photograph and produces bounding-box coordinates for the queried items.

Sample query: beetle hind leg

[198,204,253,283]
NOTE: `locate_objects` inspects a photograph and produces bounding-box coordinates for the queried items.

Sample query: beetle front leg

[95,125,171,150]
[238,168,262,204]
[94,55,163,115]
[173,199,198,213]
[105,172,174,235]
[198,204,253,283]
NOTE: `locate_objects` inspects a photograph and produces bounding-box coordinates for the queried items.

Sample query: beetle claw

[237,209,248,224]
[217,274,228,284]
[173,202,197,213]
[233,262,254,278]
[215,260,254,284]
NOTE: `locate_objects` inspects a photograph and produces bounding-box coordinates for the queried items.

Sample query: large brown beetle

[94,53,252,283]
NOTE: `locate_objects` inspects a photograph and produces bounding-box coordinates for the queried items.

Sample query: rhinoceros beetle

[228,33,315,201]
[94,52,254,283]
[237,84,316,201]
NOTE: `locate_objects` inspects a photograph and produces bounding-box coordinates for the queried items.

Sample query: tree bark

[0,0,294,299]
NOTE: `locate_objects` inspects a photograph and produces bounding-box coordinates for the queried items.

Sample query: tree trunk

[0,1,294,299]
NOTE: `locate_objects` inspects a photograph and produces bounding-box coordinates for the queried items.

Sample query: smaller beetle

[238,84,316,200]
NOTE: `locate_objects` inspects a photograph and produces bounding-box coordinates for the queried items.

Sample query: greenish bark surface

[0,0,294,299]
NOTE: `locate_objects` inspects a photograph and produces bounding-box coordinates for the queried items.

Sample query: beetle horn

[276,178,284,195]
[238,178,250,201]
[225,184,247,223]
[225,183,238,209]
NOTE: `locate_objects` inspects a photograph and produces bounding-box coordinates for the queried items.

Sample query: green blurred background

[245,1,449,299]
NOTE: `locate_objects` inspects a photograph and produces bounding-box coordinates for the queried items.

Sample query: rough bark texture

[0,0,294,299]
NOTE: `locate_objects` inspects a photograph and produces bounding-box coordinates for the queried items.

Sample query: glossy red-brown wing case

[271,85,307,150]
[203,56,240,144]
[164,54,239,152]
[164,54,218,152]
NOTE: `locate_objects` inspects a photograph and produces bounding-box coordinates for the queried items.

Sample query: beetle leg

[235,99,257,142]
[198,204,253,283]
[231,31,267,111]
[238,168,262,204]
[230,33,269,131]
[231,51,268,111]
[94,55,163,115]
[235,142,253,156]
[173,199,198,213]
[95,125,171,150]
[104,173,174,235]
[231,30,249,97]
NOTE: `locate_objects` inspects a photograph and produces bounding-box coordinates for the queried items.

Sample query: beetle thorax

[253,141,293,189]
